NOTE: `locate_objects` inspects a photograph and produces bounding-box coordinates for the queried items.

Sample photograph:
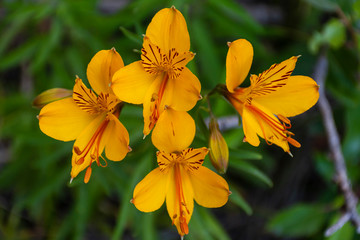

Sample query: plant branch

[314,52,360,236]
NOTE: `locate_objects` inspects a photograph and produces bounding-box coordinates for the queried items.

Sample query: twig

[314,53,360,236]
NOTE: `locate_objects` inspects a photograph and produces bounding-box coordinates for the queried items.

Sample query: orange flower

[111,7,201,140]
[222,39,319,154]
[38,49,131,183]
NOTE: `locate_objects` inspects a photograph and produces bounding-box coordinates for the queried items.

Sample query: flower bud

[209,117,229,174]
[33,88,72,108]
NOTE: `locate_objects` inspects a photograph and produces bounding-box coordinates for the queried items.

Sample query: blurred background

[1,0,360,239]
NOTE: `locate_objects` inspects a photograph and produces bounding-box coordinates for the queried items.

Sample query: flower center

[141,36,194,80]
[73,78,119,115]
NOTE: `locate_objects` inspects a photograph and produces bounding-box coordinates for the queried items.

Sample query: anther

[75,157,85,165]
[74,146,82,155]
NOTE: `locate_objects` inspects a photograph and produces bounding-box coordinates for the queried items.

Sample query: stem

[314,52,360,236]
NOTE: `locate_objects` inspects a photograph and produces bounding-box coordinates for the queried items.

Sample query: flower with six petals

[111,7,201,141]
[221,39,319,154]
[131,121,230,237]
[38,49,131,183]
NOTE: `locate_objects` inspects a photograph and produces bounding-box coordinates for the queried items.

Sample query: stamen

[174,163,189,235]
[278,114,292,129]
[73,118,109,170]
[287,137,301,148]
[75,157,85,165]
[84,166,92,184]
[74,146,82,155]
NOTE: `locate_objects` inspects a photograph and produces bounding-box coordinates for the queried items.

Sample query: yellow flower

[132,147,230,237]
[222,39,319,154]
[38,49,131,183]
[111,7,201,140]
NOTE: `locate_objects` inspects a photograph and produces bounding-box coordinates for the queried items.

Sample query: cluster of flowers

[34,7,319,238]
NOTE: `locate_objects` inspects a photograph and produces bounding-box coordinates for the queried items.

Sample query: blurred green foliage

[0,0,360,239]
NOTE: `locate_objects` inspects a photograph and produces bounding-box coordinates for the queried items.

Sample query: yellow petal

[112,61,156,104]
[38,97,95,141]
[249,56,298,98]
[242,102,290,152]
[132,167,169,212]
[189,166,229,208]
[33,88,73,109]
[142,74,164,136]
[145,7,190,53]
[70,114,108,179]
[253,76,320,117]
[226,39,253,92]
[182,147,209,167]
[73,78,99,114]
[104,113,130,161]
[162,67,201,111]
[165,164,194,236]
[87,48,124,95]
[151,109,195,153]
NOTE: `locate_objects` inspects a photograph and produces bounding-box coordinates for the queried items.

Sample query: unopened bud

[209,117,229,174]
[32,88,72,108]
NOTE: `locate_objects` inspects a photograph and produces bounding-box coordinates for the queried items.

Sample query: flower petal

[87,48,124,95]
[104,113,130,161]
[165,164,194,236]
[132,167,169,212]
[162,67,201,111]
[70,114,108,179]
[73,78,99,114]
[38,97,95,141]
[249,56,298,98]
[189,166,229,208]
[226,39,253,92]
[253,76,319,117]
[112,61,156,104]
[142,74,164,136]
[146,7,190,53]
[151,109,195,153]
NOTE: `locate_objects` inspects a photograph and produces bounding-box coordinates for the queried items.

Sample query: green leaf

[191,19,222,89]
[228,185,252,215]
[229,160,273,187]
[119,26,142,45]
[266,204,326,237]
[303,0,338,11]
[111,154,152,240]
[323,19,346,49]
[198,207,231,240]
[229,148,262,161]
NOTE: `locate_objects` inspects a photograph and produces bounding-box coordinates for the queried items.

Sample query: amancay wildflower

[38,49,131,183]
[222,39,319,154]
